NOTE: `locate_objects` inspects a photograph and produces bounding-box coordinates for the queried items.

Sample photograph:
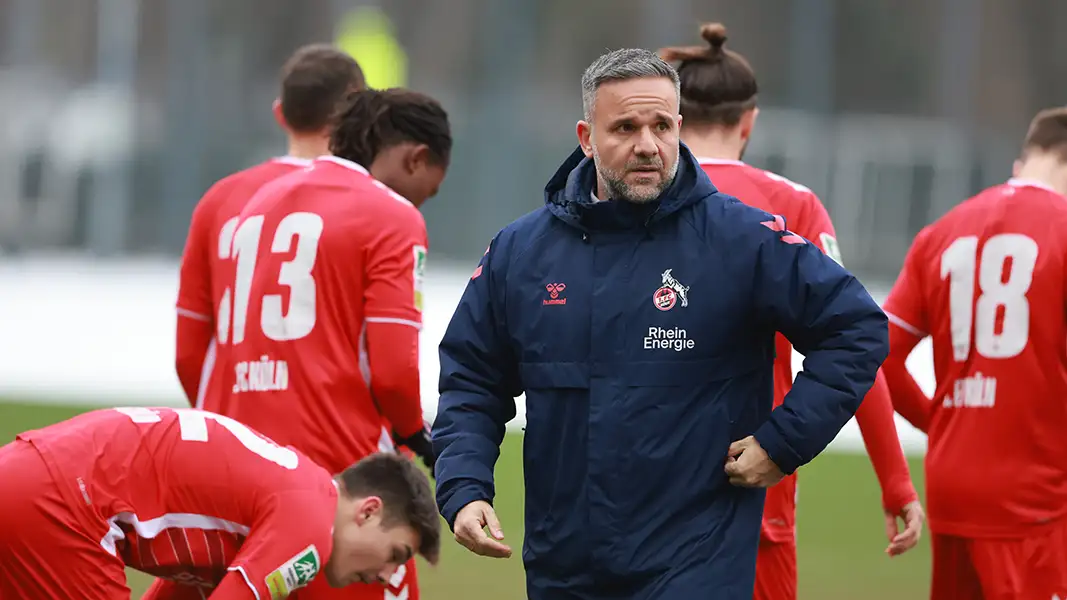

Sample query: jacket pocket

[519,361,590,390]
[619,352,765,387]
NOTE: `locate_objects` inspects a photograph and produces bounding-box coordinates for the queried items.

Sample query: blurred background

[3,0,1067,273]
[1,0,1065,597]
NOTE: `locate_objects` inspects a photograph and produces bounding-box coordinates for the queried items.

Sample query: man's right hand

[453,500,512,558]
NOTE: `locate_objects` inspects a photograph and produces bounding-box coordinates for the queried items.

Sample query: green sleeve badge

[819,233,844,266]
[265,544,321,599]
[413,245,427,312]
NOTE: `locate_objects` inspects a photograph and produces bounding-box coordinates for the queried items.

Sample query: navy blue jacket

[432,145,888,598]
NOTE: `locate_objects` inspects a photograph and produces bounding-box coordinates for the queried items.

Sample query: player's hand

[884,499,924,557]
[393,421,436,478]
[724,436,785,488]
[453,500,512,558]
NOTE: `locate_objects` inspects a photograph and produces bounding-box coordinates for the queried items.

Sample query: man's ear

[405,144,432,174]
[577,121,594,158]
[272,98,288,132]
[355,496,383,524]
[739,108,759,142]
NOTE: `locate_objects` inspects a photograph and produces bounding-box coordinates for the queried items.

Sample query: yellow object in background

[334,6,408,89]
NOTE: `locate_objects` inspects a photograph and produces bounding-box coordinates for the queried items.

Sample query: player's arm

[854,373,919,510]
[881,235,934,433]
[362,209,429,442]
[206,572,260,599]
[142,578,237,600]
[432,234,521,529]
[749,213,889,475]
[226,491,334,599]
[791,194,918,511]
[175,192,220,406]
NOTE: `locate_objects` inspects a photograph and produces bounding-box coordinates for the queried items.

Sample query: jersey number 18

[940,233,1038,361]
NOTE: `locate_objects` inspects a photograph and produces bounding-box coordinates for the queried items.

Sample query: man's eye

[657,122,670,131]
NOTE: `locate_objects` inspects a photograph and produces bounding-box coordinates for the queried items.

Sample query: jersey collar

[316,155,370,176]
[695,157,745,167]
[1006,177,1064,197]
[271,156,313,167]
[315,155,414,206]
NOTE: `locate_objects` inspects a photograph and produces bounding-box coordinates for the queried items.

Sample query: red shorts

[931,522,1067,600]
[0,440,129,600]
[753,539,797,600]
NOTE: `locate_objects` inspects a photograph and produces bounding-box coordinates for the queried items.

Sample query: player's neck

[1015,154,1067,197]
[286,134,331,161]
[680,128,744,163]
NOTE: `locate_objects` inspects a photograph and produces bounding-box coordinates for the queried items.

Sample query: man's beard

[592,145,679,204]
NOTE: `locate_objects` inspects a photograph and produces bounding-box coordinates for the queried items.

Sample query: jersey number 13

[216,213,325,345]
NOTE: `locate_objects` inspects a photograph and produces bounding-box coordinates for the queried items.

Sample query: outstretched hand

[453,500,512,558]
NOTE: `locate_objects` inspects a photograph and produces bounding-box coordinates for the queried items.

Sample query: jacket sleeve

[749,215,889,475]
[432,236,521,530]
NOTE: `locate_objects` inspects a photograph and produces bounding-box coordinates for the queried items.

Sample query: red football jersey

[17,406,337,598]
[217,156,428,474]
[701,158,914,542]
[883,178,1067,537]
[176,156,312,410]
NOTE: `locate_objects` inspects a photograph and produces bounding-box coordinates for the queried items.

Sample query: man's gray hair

[581,48,680,122]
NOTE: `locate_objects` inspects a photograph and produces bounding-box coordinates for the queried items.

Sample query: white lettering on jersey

[944,373,997,408]
[232,355,290,394]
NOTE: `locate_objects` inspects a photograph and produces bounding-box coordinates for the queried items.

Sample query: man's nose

[634,127,658,156]
[377,564,399,584]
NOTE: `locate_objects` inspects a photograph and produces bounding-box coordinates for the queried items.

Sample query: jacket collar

[543,142,717,231]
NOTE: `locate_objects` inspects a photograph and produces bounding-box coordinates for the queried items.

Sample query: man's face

[578,77,681,204]
[371,144,448,208]
[326,498,420,588]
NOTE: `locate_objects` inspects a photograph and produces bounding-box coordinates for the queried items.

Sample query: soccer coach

[432,48,889,599]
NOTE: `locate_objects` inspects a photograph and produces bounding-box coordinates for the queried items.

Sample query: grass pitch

[0,401,930,599]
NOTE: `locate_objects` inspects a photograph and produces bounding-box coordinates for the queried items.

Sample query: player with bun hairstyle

[660,23,925,600]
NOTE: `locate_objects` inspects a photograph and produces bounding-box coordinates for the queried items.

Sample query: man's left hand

[725,436,785,488]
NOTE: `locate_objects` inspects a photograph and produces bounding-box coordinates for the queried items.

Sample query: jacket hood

[543,142,718,230]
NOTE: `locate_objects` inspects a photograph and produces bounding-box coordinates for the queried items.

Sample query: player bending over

[0,407,439,600]
[175,43,365,412]
[658,23,925,600]
[882,107,1067,599]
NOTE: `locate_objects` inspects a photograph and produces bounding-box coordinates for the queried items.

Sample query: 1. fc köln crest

[653,269,689,311]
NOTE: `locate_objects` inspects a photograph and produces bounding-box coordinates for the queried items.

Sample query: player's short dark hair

[658,23,758,128]
[1022,107,1067,163]
[280,44,366,134]
[329,88,452,168]
[338,453,441,565]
